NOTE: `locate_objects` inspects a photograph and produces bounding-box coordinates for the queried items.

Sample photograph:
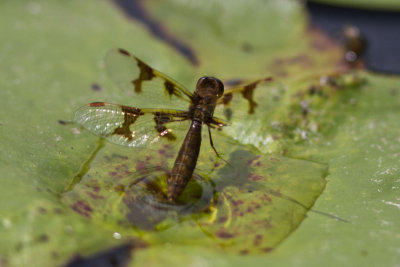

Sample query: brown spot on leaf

[71,200,93,218]
[91,83,102,91]
[253,234,263,246]
[37,207,47,214]
[242,42,254,53]
[261,194,272,202]
[136,160,149,173]
[215,229,235,239]
[269,157,280,162]
[112,154,129,160]
[37,234,49,243]
[86,191,104,200]
[232,199,244,206]
[115,164,127,172]
[240,250,249,255]
[246,155,261,166]
[218,217,228,223]
[54,208,63,214]
[92,185,100,193]
[262,247,274,253]
[254,161,262,167]
[248,173,264,181]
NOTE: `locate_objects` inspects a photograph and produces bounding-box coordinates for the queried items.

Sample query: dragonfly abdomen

[168,120,202,201]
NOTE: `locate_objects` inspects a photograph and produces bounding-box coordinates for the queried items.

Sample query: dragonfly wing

[208,116,230,129]
[218,77,273,114]
[74,102,190,147]
[105,48,193,110]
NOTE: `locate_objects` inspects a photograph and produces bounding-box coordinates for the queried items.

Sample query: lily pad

[1,0,399,267]
[62,133,327,254]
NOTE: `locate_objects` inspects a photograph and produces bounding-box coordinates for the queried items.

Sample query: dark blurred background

[307,1,400,74]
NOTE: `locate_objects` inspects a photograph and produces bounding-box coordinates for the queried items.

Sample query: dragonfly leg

[208,126,221,158]
[208,126,231,166]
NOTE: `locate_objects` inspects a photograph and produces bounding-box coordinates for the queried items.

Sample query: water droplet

[113,232,122,239]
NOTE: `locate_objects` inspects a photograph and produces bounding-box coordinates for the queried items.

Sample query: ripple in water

[123,170,217,231]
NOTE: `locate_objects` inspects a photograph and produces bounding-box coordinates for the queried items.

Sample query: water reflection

[123,170,217,230]
[63,142,328,254]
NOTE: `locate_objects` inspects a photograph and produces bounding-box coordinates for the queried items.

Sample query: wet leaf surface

[63,136,327,254]
[1,1,399,267]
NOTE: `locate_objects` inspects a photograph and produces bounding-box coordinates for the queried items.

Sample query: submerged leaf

[63,134,327,254]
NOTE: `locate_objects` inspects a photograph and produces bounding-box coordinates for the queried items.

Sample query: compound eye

[215,79,224,96]
[196,77,208,88]
[196,77,224,96]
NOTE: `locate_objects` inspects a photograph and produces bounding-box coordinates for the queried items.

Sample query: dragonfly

[74,48,271,202]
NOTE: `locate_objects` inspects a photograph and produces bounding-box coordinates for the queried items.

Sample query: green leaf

[63,137,327,254]
[1,1,399,267]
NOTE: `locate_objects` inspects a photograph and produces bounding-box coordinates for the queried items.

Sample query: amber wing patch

[74,102,190,147]
[105,49,193,109]
[219,77,273,114]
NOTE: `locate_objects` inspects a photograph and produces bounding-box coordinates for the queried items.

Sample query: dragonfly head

[196,77,224,101]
